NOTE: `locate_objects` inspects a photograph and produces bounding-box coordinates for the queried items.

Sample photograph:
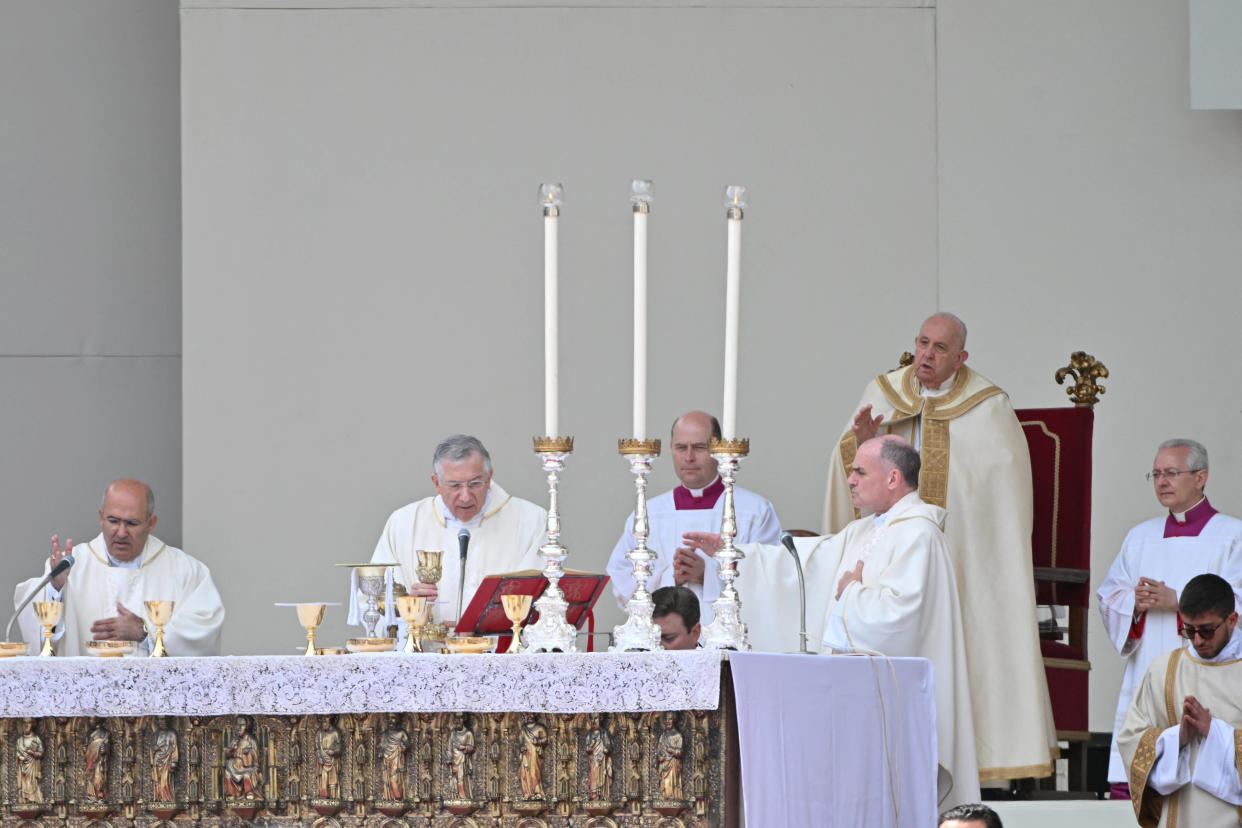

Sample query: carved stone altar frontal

[0,671,738,828]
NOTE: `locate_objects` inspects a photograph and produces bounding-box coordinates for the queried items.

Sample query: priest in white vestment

[14,479,224,657]
[607,411,780,626]
[821,313,1054,782]
[1098,438,1242,793]
[372,435,546,627]
[1117,573,1242,828]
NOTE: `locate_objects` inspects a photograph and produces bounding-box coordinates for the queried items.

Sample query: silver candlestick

[522,436,578,653]
[610,438,663,651]
[701,437,751,651]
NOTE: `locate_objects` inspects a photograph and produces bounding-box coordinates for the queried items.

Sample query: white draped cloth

[1117,630,1242,827]
[1097,507,1242,782]
[736,536,837,654]
[816,492,979,809]
[371,482,546,626]
[13,534,224,657]
[607,483,780,625]
[823,365,1054,780]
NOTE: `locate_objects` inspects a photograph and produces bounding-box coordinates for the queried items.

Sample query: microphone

[780,533,811,655]
[456,529,471,628]
[6,555,75,642]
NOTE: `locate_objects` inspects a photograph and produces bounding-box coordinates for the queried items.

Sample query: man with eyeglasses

[370,434,545,628]
[1117,573,1242,826]
[1098,439,1242,798]
[13,478,225,656]
[606,411,780,626]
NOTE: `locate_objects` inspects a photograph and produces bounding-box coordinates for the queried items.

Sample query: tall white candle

[631,180,652,441]
[540,183,564,437]
[721,186,747,441]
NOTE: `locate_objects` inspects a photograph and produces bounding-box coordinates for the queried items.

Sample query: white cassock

[1097,500,1242,782]
[735,536,838,654]
[371,482,546,626]
[818,491,980,810]
[1117,630,1242,828]
[606,480,780,626]
[14,534,224,657]
[823,364,1054,781]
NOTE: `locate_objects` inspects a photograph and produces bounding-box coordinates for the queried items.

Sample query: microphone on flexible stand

[456,529,471,630]
[6,555,75,642]
[780,533,811,654]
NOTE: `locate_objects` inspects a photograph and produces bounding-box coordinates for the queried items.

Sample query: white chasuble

[817,492,979,810]
[606,484,780,626]
[1098,511,1242,782]
[735,535,838,654]
[1118,631,1242,828]
[14,534,224,657]
[372,482,546,626]
[822,365,1054,780]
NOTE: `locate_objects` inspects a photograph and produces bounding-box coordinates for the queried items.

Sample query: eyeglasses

[440,478,487,493]
[1146,469,1202,482]
[1180,621,1223,640]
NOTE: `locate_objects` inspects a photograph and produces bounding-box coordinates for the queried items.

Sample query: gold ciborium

[415,550,448,641]
[501,594,533,654]
[32,601,62,657]
[297,603,327,656]
[395,595,429,653]
[145,600,175,657]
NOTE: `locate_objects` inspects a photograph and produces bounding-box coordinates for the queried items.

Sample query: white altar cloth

[0,650,723,718]
[730,653,937,828]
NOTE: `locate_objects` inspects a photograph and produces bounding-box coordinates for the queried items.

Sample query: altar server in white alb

[372,435,546,626]
[820,435,978,808]
[1117,573,1242,827]
[606,411,780,625]
[1097,438,1242,795]
[14,479,225,656]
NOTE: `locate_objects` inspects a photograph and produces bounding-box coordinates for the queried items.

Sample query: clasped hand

[1179,695,1211,747]
[1134,577,1177,614]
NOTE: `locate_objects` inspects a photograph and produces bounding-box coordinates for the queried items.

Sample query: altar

[0,650,937,827]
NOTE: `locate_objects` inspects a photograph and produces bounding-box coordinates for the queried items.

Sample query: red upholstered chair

[1016,351,1108,792]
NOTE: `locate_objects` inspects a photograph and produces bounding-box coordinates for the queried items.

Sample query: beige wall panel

[182,4,937,654]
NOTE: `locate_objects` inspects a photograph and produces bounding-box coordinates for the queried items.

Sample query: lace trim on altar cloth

[0,650,723,718]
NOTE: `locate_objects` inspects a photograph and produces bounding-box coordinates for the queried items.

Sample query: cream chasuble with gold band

[822,364,1056,781]
[371,482,546,627]
[1118,632,1242,828]
[13,534,225,657]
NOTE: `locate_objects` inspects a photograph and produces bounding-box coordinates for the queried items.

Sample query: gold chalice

[501,594,533,654]
[297,603,327,656]
[145,600,175,657]
[395,595,430,653]
[32,601,62,657]
[415,550,448,641]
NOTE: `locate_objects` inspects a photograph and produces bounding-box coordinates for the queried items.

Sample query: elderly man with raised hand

[821,312,1054,784]
[372,434,546,627]
[14,478,224,656]
[1098,438,1242,798]
[606,411,780,625]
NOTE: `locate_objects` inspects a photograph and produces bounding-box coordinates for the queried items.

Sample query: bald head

[98,479,157,562]
[670,411,722,490]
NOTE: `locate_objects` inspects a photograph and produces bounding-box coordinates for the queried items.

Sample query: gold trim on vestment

[1163,649,1184,731]
[1128,727,1164,828]
[977,760,1054,781]
[919,419,950,509]
[87,540,167,568]
[838,432,862,521]
[1234,729,1242,823]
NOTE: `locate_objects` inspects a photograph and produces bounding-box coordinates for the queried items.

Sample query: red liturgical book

[455,570,610,652]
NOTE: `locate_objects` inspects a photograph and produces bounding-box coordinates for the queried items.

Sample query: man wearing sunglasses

[1098,439,1242,797]
[1117,573,1242,827]
[371,434,546,628]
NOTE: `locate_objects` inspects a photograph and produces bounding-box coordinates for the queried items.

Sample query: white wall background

[4,0,1238,738]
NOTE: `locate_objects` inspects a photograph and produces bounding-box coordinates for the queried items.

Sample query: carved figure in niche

[16,718,44,803]
[656,713,683,800]
[150,716,179,801]
[84,718,111,800]
[315,716,343,798]
[447,713,475,798]
[517,713,548,799]
[223,716,262,798]
[378,713,408,800]
[584,713,612,801]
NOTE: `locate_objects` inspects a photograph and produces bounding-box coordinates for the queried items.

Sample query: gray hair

[432,435,492,476]
[927,312,968,348]
[879,438,921,489]
[1158,438,1208,471]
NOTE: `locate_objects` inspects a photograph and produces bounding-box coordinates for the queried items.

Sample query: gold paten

[1055,351,1109,408]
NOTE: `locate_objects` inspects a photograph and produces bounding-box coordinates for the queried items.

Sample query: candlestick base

[701,442,751,651]
[611,441,663,652]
